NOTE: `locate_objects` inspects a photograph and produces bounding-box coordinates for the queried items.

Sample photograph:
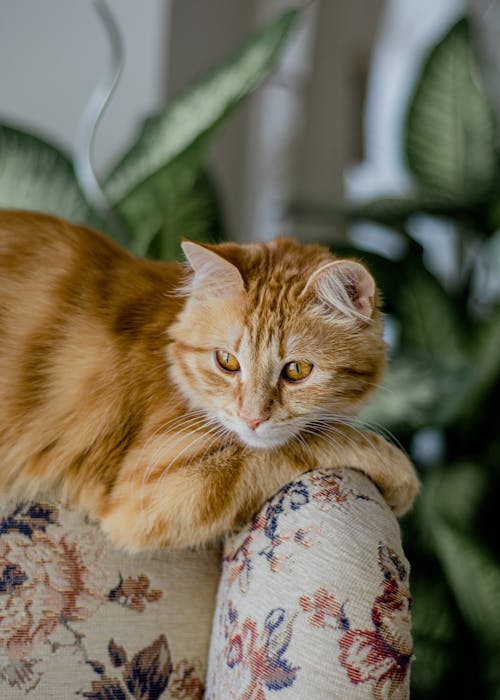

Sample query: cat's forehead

[241,310,285,356]
[235,238,331,287]
[237,256,326,356]
[239,298,319,360]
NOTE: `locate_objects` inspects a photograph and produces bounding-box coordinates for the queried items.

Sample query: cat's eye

[215,350,240,373]
[282,360,313,382]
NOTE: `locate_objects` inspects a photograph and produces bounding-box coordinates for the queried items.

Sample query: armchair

[0,466,412,699]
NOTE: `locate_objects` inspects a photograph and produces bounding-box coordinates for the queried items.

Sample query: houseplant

[291,16,500,698]
[0,4,300,260]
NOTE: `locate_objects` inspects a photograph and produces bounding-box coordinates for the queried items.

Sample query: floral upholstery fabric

[206,468,413,699]
[0,467,412,699]
[0,500,220,698]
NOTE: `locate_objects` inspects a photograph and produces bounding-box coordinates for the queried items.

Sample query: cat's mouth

[237,430,289,449]
[223,416,298,450]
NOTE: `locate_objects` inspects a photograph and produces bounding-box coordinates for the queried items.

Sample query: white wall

[165,0,383,241]
[0,0,384,242]
[0,0,169,174]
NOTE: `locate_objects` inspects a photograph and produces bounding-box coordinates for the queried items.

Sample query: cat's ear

[181,241,244,297]
[303,259,376,320]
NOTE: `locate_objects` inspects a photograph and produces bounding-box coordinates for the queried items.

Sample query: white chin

[237,430,291,450]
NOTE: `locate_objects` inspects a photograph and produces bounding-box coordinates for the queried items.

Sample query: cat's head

[168,238,386,449]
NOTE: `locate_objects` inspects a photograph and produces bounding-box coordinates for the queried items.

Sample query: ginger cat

[0,211,418,551]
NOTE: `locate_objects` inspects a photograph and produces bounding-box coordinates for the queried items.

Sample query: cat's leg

[100,429,417,552]
[99,442,308,552]
[303,426,420,516]
[98,444,251,551]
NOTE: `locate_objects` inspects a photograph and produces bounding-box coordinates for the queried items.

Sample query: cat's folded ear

[302,259,376,321]
[181,240,245,297]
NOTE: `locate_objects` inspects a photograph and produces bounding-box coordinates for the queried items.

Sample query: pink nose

[246,418,262,431]
[239,414,262,431]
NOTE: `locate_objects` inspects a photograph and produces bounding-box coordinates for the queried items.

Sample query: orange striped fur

[0,211,418,551]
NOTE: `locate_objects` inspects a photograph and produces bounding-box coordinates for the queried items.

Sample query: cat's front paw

[382,456,420,516]
[368,436,420,516]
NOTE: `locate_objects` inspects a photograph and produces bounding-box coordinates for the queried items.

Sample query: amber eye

[215,350,240,373]
[282,360,313,382]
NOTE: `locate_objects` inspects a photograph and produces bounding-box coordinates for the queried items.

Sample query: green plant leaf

[120,160,223,259]
[379,266,472,426]
[289,195,486,242]
[410,575,455,695]
[415,465,500,674]
[470,303,500,399]
[405,18,497,203]
[454,302,500,422]
[434,522,500,657]
[346,196,483,229]
[346,196,425,227]
[105,7,300,207]
[289,198,423,230]
[0,123,97,225]
[396,267,465,362]
[360,355,469,431]
[416,464,486,535]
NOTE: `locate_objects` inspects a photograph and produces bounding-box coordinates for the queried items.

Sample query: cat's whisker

[155,421,225,480]
[137,410,218,510]
[151,408,209,430]
[150,415,218,446]
[301,426,361,459]
[146,423,227,516]
[139,416,223,503]
[306,410,403,453]
[302,416,397,465]
[291,431,315,460]
[192,427,234,478]
[135,411,209,462]
[360,379,397,398]
[345,416,406,453]
[176,424,229,472]
[134,410,208,477]
[301,420,369,457]
[196,425,233,465]
[144,409,217,446]
[140,425,223,525]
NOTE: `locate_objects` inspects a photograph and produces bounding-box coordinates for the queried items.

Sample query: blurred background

[1,0,499,697]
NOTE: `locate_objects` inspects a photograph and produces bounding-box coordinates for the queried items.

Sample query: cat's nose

[239,414,263,431]
[246,418,262,431]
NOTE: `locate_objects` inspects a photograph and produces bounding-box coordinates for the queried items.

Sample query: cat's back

[0,208,120,278]
[0,209,177,293]
[0,210,122,306]
[0,210,185,494]
[0,209,183,407]
[0,209,182,324]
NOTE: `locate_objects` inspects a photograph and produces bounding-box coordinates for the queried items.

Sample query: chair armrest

[0,498,219,698]
[206,467,413,699]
